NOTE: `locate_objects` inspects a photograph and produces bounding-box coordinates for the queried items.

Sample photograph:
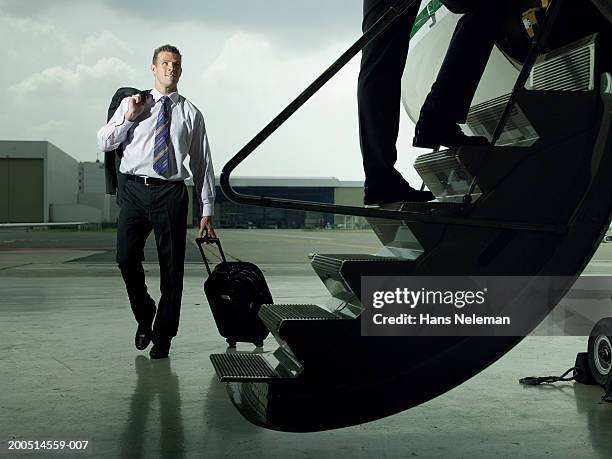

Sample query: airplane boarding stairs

[211,6,612,431]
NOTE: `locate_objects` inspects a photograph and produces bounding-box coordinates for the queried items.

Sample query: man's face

[151,51,182,91]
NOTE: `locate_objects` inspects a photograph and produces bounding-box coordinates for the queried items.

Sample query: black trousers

[358,0,419,194]
[419,1,510,124]
[358,0,507,193]
[116,179,188,343]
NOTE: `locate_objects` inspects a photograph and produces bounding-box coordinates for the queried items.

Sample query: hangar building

[0,140,366,228]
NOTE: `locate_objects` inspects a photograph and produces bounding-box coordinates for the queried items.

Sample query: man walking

[97,44,216,359]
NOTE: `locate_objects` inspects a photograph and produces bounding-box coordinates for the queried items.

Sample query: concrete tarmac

[1,228,612,458]
[0,229,382,276]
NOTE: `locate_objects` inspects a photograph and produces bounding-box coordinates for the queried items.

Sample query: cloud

[0,0,362,49]
[0,9,76,68]
[10,58,137,96]
[195,31,365,178]
[78,30,134,62]
[203,30,359,100]
[27,120,71,137]
[0,9,67,37]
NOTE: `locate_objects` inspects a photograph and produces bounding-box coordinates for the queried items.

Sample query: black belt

[126,175,183,186]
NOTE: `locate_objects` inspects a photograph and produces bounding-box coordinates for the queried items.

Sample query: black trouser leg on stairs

[418,2,509,126]
[358,0,420,196]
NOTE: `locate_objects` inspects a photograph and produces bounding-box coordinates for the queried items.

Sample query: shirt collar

[151,88,180,106]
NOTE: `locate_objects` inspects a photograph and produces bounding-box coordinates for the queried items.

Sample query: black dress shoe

[413,121,489,150]
[364,185,434,206]
[149,341,171,359]
[135,322,152,351]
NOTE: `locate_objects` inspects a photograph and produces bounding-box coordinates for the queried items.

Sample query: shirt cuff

[113,117,134,138]
[201,203,214,217]
[118,117,134,128]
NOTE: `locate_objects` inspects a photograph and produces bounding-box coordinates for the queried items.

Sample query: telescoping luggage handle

[195,232,227,276]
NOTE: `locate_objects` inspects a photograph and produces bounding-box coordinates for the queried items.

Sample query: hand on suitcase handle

[196,234,227,276]
[199,227,219,243]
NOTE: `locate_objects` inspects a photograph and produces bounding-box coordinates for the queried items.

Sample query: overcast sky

[0,0,424,184]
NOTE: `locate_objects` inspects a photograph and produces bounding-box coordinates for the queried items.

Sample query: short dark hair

[152,44,181,64]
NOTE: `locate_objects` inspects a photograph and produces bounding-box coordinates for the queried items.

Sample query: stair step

[310,254,416,307]
[210,353,296,382]
[312,254,397,277]
[414,147,484,200]
[259,303,343,333]
[465,93,538,147]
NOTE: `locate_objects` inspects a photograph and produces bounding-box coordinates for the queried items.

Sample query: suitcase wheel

[254,341,264,348]
[226,339,237,348]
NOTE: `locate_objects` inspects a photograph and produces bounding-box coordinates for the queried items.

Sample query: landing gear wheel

[226,339,237,348]
[254,341,264,348]
[588,318,612,386]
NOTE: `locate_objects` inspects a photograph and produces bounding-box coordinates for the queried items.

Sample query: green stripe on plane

[410,0,444,38]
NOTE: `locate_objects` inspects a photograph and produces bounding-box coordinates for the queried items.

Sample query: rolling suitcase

[196,236,271,347]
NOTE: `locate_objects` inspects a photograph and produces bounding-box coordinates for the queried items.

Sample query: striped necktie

[153,95,170,176]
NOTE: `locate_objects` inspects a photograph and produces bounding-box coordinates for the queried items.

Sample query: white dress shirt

[97,88,215,217]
